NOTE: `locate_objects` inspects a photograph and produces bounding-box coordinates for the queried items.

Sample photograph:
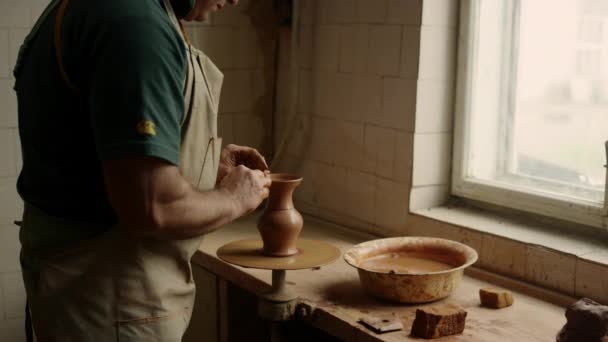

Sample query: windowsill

[410,204,608,303]
[412,205,608,264]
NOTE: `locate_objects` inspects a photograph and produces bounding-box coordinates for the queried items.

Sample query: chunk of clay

[410,303,467,339]
[556,298,608,342]
[479,288,514,309]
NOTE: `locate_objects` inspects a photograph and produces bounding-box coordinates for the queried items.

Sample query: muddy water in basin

[359,253,454,274]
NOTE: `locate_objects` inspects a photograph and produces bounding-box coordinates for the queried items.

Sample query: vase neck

[266,180,301,210]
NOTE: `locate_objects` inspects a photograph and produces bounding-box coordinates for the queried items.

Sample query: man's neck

[169,0,195,18]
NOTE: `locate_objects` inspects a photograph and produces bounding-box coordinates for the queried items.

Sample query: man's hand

[217,165,272,217]
[217,144,269,184]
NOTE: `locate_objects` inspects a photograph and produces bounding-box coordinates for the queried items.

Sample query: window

[453,0,608,229]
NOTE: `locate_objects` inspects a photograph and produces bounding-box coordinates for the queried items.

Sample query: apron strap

[162,0,191,45]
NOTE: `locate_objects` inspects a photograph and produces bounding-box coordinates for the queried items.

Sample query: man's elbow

[115,203,169,239]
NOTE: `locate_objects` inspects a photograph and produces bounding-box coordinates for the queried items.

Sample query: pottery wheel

[217,239,341,270]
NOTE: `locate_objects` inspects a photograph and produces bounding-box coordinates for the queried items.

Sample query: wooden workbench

[193,215,567,341]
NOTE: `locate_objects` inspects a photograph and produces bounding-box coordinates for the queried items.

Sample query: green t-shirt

[14,0,195,224]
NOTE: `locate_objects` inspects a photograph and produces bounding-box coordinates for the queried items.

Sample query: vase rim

[270,173,303,183]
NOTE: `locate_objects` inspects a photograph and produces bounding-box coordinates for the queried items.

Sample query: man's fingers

[232,146,268,171]
[253,150,269,170]
[262,174,272,188]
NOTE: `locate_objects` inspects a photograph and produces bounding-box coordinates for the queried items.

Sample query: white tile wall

[387,0,423,25]
[421,0,459,27]
[297,25,313,69]
[219,70,252,113]
[338,25,369,73]
[2,272,25,319]
[197,27,236,69]
[380,77,416,131]
[0,80,17,128]
[393,131,413,184]
[0,226,20,273]
[367,25,401,75]
[218,113,234,145]
[235,28,262,69]
[0,318,24,342]
[352,75,382,122]
[298,0,317,26]
[334,121,365,171]
[0,2,30,29]
[415,80,454,133]
[292,159,317,205]
[344,169,375,222]
[314,163,348,214]
[418,26,457,81]
[312,72,342,118]
[312,26,340,71]
[356,0,388,24]
[375,178,409,230]
[0,177,21,229]
[400,26,421,79]
[0,129,15,177]
[310,117,338,163]
[284,114,313,159]
[0,30,8,79]
[412,133,451,186]
[233,114,266,152]
[280,0,423,232]
[319,0,357,24]
[363,125,396,178]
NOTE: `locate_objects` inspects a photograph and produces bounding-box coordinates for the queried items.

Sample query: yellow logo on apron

[136,120,157,136]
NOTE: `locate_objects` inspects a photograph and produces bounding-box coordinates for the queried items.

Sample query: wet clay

[257,174,303,257]
[359,253,453,274]
[556,298,608,342]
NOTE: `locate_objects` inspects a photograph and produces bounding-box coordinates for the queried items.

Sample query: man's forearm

[147,185,240,239]
[104,157,242,240]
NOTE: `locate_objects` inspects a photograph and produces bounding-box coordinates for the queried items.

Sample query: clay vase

[257,174,304,257]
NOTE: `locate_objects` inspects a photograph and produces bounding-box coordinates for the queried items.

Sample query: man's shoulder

[67,0,185,60]
[77,0,168,22]
[66,0,178,42]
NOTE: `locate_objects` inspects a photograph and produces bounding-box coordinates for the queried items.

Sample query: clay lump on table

[410,303,467,339]
[556,298,608,342]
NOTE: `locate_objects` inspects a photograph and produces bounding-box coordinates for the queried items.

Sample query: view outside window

[468,0,608,206]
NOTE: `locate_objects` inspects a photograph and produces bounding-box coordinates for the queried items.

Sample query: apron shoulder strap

[162,0,190,45]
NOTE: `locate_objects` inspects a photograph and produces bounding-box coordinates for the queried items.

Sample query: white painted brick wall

[275,0,461,231]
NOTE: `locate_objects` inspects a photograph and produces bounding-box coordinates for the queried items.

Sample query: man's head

[184,0,239,21]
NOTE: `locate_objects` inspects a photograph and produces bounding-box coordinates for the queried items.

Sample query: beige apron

[19,0,224,340]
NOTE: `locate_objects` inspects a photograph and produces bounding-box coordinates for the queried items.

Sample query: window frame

[452,0,608,230]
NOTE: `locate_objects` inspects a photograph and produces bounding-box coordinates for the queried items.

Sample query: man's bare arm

[102,156,270,240]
